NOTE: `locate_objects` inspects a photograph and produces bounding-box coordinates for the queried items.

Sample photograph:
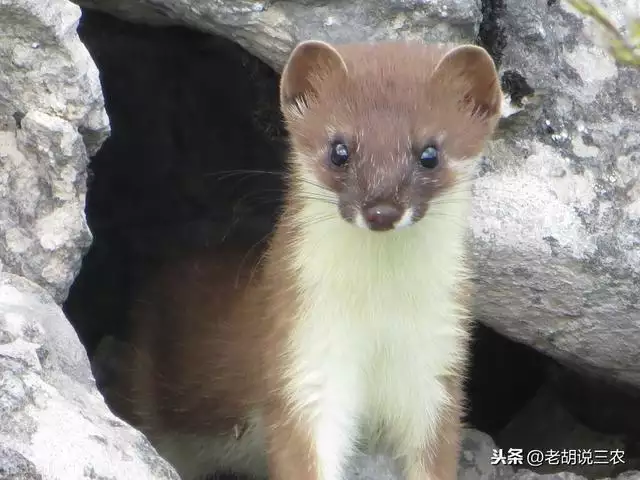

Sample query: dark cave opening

[65,9,288,357]
[62,9,639,478]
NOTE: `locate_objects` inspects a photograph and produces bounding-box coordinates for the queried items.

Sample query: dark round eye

[330,142,349,166]
[419,146,439,169]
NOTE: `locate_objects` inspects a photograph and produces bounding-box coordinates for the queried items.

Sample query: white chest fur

[283,189,472,479]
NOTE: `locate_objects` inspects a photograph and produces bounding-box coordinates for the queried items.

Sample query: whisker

[230,190,285,210]
[204,169,287,180]
[248,246,271,287]
[294,214,338,230]
[295,196,339,206]
[235,230,273,288]
[205,169,336,197]
[228,190,338,216]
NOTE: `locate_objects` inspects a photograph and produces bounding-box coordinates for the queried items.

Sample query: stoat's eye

[330,142,349,166]
[419,146,439,169]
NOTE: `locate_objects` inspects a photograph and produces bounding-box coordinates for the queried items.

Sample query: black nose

[363,203,403,231]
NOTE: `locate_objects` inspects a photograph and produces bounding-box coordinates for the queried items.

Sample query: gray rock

[609,473,640,480]
[513,471,640,479]
[0,272,180,480]
[0,0,109,155]
[469,0,640,387]
[348,453,400,480]
[458,429,515,480]
[70,0,482,70]
[0,0,109,303]
[0,444,42,480]
[0,114,91,304]
[345,428,515,479]
[513,472,589,480]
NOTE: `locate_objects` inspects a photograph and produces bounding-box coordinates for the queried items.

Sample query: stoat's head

[279,40,502,232]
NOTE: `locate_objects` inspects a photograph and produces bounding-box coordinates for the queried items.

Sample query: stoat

[102,40,502,480]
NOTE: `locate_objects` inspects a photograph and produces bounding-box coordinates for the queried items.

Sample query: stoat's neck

[288,186,473,306]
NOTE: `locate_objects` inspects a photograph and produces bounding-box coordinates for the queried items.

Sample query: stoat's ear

[279,40,348,111]
[431,45,502,119]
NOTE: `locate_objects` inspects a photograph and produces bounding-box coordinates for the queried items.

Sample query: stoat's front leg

[402,376,463,480]
[265,364,362,480]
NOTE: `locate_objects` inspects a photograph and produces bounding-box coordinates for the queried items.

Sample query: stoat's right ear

[279,40,348,112]
[431,44,502,119]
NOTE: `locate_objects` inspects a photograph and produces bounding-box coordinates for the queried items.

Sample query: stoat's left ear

[279,40,348,112]
[431,45,502,119]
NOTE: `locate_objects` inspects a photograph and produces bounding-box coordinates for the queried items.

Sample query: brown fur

[281,42,500,227]
[109,246,268,433]
[102,40,502,480]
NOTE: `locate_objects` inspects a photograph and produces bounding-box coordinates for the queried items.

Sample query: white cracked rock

[0,272,180,480]
[0,0,109,151]
[0,115,91,304]
[0,0,110,303]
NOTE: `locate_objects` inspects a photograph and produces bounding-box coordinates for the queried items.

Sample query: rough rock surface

[514,472,640,480]
[0,0,109,303]
[70,0,482,70]
[345,429,516,479]
[72,0,640,387]
[0,272,180,480]
[470,0,640,387]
